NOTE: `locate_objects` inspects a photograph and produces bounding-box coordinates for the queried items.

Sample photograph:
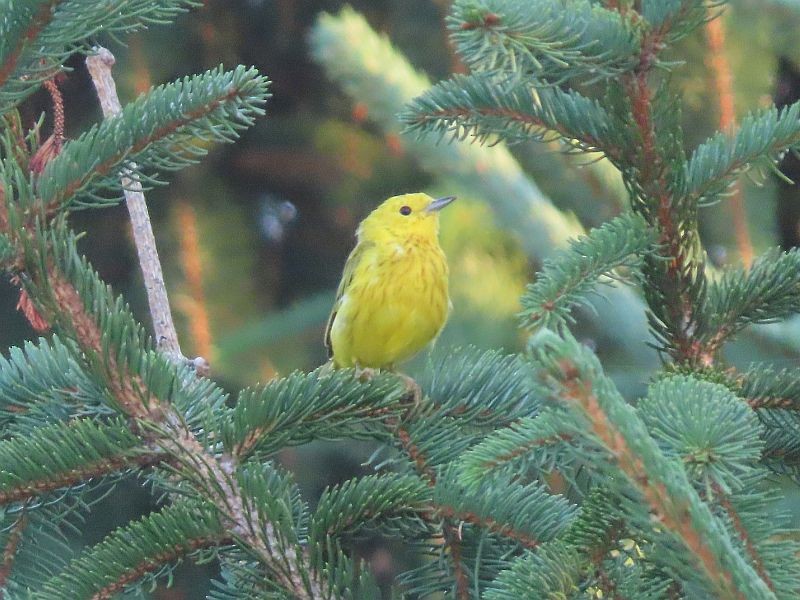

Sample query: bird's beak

[425,195,456,212]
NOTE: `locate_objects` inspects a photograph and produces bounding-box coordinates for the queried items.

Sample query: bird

[324,192,455,373]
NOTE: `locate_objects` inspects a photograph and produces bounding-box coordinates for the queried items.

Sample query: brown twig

[89,535,227,600]
[85,47,184,363]
[704,11,753,268]
[391,416,469,599]
[0,452,166,506]
[435,505,541,550]
[711,483,775,592]
[617,14,709,364]
[0,509,27,593]
[0,1,60,89]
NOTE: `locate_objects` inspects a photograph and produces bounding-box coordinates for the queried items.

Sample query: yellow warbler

[325,193,455,369]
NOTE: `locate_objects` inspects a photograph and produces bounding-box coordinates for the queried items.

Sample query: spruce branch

[711,483,777,595]
[520,212,654,331]
[703,248,800,352]
[85,47,182,362]
[449,0,639,83]
[0,335,109,432]
[0,0,198,113]
[432,470,576,550]
[32,501,227,600]
[38,61,270,211]
[536,332,774,599]
[309,474,431,546]
[484,542,583,600]
[9,221,324,596]
[419,346,541,425]
[0,510,27,592]
[683,102,800,207]
[638,375,764,493]
[455,410,575,487]
[741,365,800,410]
[642,0,723,42]
[223,369,407,461]
[401,73,620,157]
[612,8,709,364]
[0,417,164,506]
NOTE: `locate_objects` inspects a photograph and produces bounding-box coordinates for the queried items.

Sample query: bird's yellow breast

[329,238,449,368]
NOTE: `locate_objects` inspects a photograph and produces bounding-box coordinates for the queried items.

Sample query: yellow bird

[325,193,455,370]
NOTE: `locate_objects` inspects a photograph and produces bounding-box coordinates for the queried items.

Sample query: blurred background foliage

[9,0,800,596]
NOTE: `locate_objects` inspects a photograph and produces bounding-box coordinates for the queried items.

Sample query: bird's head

[358,193,455,242]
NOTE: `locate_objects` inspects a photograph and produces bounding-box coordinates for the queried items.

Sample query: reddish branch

[620,19,709,364]
[711,483,775,592]
[0,452,166,506]
[0,511,27,593]
[481,433,572,470]
[416,107,610,158]
[436,505,541,550]
[0,1,61,89]
[556,359,746,600]
[391,420,469,599]
[89,535,227,600]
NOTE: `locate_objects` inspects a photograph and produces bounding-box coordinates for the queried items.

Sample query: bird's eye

[399,205,412,216]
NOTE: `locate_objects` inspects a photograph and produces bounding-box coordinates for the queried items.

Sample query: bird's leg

[397,372,422,406]
[354,364,379,381]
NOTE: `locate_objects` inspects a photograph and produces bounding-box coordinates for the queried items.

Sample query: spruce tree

[1,1,800,599]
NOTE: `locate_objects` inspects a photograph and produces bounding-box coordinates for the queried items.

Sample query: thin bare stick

[85,47,184,361]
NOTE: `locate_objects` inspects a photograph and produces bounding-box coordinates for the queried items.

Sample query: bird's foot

[397,373,422,406]
[354,366,379,382]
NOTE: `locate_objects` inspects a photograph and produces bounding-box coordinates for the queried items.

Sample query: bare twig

[0,509,27,594]
[85,47,184,363]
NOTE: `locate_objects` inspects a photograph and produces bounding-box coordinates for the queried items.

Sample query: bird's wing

[324,240,375,358]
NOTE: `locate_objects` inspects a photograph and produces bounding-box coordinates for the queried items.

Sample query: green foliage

[639,375,764,492]
[0,0,199,112]
[703,247,800,347]
[0,336,109,433]
[0,417,147,503]
[484,542,582,600]
[433,469,576,546]
[37,65,270,210]
[310,473,430,545]
[641,0,714,39]
[222,369,406,460]
[455,409,578,486]
[402,73,615,151]
[520,213,655,331]
[683,102,800,205]
[449,0,639,83]
[32,500,224,600]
